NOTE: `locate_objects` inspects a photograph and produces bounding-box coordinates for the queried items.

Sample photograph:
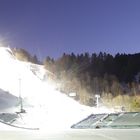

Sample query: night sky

[0,0,140,60]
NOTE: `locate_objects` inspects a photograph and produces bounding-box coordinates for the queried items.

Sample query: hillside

[0,47,112,130]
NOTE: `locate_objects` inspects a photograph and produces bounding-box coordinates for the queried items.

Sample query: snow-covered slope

[0,47,111,130]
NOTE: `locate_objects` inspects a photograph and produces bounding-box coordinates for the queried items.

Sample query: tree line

[44,52,140,106]
[13,48,140,108]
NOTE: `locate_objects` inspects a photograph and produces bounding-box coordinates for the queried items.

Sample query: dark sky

[0,0,140,60]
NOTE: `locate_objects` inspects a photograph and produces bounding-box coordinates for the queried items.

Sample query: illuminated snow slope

[0,47,111,130]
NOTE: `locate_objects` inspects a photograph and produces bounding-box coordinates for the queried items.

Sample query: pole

[19,78,23,112]
[19,78,26,113]
[95,94,100,108]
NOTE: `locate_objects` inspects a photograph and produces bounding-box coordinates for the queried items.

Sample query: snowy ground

[0,129,140,140]
[0,47,112,130]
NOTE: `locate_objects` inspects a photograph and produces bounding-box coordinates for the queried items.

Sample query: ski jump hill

[0,46,110,130]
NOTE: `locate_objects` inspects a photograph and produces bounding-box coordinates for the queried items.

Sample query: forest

[13,48,140,111]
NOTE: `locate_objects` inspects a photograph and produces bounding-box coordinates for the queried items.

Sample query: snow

[0,129,140,140]
[0,46,112,130]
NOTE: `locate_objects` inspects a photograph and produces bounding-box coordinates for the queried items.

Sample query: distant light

[69,92,76,97]
[95,94,100,98]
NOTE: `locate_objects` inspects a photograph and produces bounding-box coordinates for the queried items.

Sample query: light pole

[95,94,100,108]
[18,78,25,113]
